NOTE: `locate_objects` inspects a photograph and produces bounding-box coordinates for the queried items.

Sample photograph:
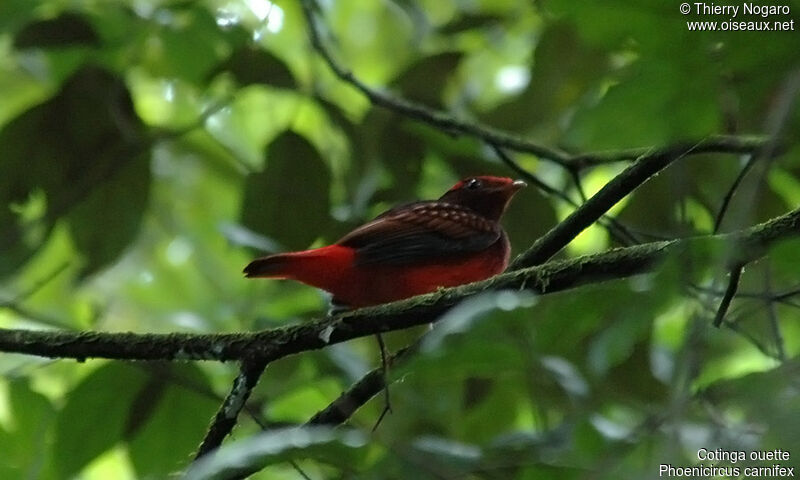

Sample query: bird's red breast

[244,176,526,308]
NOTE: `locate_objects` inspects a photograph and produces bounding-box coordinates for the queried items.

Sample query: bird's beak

[511,179,527,191]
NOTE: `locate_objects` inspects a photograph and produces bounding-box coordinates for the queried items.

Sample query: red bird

[244,176,526,308]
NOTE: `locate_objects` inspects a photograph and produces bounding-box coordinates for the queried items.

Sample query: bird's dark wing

[337,202,501,266]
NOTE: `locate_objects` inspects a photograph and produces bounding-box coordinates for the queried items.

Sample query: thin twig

[300,0,572,165]
[569,169,588,203]
[722,319,776,358]
[569,135,770,168]
[713,266,743,328]
[372,333,392,432]
[0,261,74,329]
[307,343,416,426]
[714,68,800,233]
[154,95,236,141]
[289,461,314,480]
[688,283,800,303]
[713,155,757,233]
[763,266,787,361]
[7,261,72,302]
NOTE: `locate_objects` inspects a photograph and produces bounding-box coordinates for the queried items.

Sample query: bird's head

[439,176,526,220]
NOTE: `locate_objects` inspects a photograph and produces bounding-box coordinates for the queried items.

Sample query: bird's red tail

[243,245,356,288]
[243,254,294,279]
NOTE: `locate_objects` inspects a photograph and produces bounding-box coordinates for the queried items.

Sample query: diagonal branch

[306,343,417,427]
[509,142,699,268]
[509,138,772,269]
[712,265,743,328]
[490,144,639,246]
[713,68,800,233]
[300,0,571,165]
[194,358,268,459]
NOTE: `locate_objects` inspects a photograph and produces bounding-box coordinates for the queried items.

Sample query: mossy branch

[1,205,798,364]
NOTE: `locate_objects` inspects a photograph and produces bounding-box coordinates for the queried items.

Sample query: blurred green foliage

[0,0,798,478]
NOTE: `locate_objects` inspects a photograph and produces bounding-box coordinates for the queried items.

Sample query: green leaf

[396,292,536,385]
[438,13,505,34]
[0,66,147,277]
[52,363,149,478]
[209,46,296,89]
[482,23,609,137]
[462,379,525,442]
[240,131,332,249]
[768,238,800,285]
[139,7,229,83]
[66,152,151,276]
[184,427,368,480]
[392,52,463,108]
[0,0,38,34]
[0,381,56,479]
[14,11,99,48]
[378,119,425,201]
[127,364,219,478]
[353,109,425,205]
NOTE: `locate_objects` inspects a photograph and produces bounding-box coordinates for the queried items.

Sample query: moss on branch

[1,205,798,364]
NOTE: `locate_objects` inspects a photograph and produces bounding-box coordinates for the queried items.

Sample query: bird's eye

[465,178,481,190]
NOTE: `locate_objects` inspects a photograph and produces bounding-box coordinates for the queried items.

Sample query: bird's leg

[330,300,393,430]
[372,333,392,432]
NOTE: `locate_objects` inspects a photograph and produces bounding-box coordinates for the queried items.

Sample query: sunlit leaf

[0,381,56,479]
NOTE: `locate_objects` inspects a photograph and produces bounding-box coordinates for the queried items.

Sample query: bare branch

[713,266,743,328]
[306,343,416,427]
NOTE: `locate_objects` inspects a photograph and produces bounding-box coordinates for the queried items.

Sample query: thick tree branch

[2,205,798,365]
